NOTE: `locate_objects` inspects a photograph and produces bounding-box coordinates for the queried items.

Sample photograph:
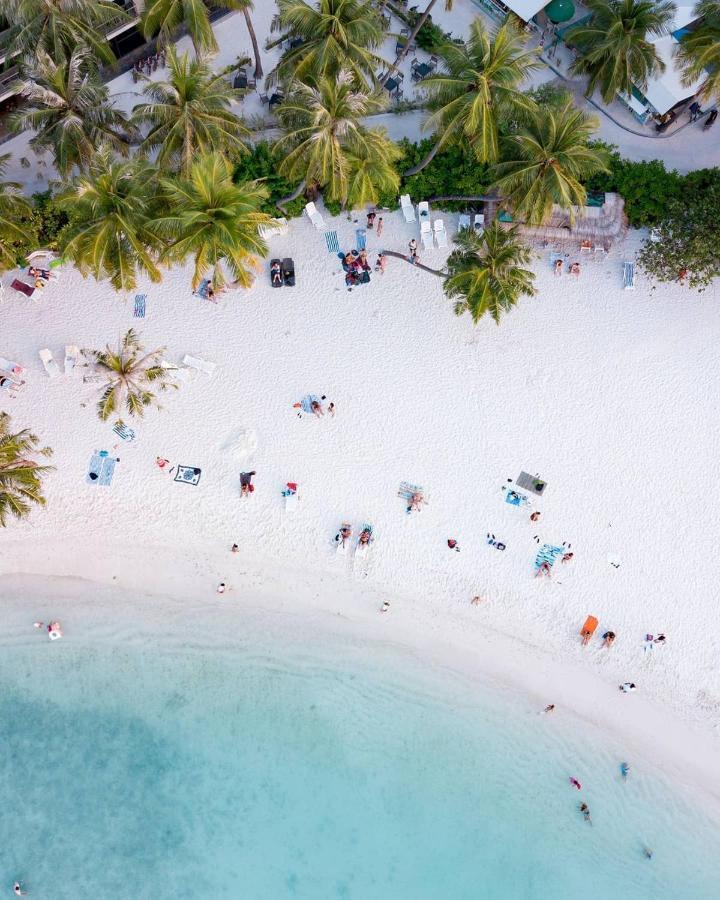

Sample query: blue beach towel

[133,294,146,317]
[300,393,320,414]
[534,544,563,569]
[356,229,367,251]
[87,451,117,486]
[325,231,340,254]
[505,489,530,507]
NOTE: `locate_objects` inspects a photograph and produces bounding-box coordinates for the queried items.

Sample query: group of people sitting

[342,250,386,287]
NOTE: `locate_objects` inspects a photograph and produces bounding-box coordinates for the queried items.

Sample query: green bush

[232,142,305,217]
[395,139,492,209]
[30,191,70,249]
[415,20,446,53]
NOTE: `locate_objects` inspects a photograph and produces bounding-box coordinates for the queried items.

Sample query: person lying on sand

[407,492,426,513]
[543,704,555,714]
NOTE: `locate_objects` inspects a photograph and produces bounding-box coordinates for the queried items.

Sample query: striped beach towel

[356,229,367,251]
[112,422,136,442]
[397,480,423,500]
[325,231,340,254]
[133,294,146,317]
[535,544,563,570]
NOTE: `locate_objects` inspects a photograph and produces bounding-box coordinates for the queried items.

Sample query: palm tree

[0,155,32,272]
[229,0,264,78]
[0,412,53,527]
[566,0,676,103]
[678,1,720,104]
[142,0,217,54]
[273,71,391,205]
[345,128,402,208]
[6,0,124,64]
[91,329,178,421]
[133,48,250,180]
[12,48,134,177]
[408,19,542,174]
[152,152,271,291]
[491,101,610,225]
[58,151,163,293]
[270,0,388,89]
[445,222,536,324]
[383,0,453,83]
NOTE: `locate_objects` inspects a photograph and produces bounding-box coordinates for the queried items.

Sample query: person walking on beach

[217,582,226,594]
[530,511,541,522]
[377,217,384,237]
[231,544,239,553]
[366,210,376,230]
[543,704,555,714]
[408,239,418,263]
[471,596,484,606]
[381,600,390,613]
[328,402,335,418]
[375,252,386,274]
[602,631,616,648]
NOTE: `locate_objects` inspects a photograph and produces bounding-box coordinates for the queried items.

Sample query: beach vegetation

[142,0,218,54]
[229,0,264,78]
[270,0,388,89]
[5,0,122,65]
[153,152,271,290]
[0,155,33,270]
[678,1,720,105]
[91,328,178,421]
[566,0,676,103]
[58,151,163,293]
[408,20,542,173]
[11,47,135,177]
[491,101,610,225]
[0,412,54,527]
[395,138,492,207]
[232,142,306,217]
[132,48,250,179]
[386,0,454,73]
[273,70,398,207]
[638,167,720,289]
[445,221,536,324]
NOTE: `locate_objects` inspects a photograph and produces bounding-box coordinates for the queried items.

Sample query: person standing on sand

[471,596,484,605]
[381,601,390,613]
[328,403,335,417]
[543,704,555,714]
[217,582,226,594]
[231,544,239,553]
[377,217,384,237]
[408,239,418,263]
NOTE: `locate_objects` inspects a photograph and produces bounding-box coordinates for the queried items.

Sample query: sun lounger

[417,200,430,219]
[473,213,485,235]
[516,471,546,495]
[257,217,288,240]
[161,359,193,382]
[304,201,327,231]
[39,348,60,378]
[64,345,80,375]
[580,240,592,253]
[182,354,216,376]
[458,214,471,231]
[433,218,448,248]
[420,219,433,250]
[400,194,415,223]
[623,261,635,290]
[11,278,34,298]
[580,615,599,645]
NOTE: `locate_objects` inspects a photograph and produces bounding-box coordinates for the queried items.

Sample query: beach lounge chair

[182,354,216,376]
[420,220,433,250]
[282,257,295,287]
[458,214,471,231]
[580,615,599,646]
[473,214,485,235]
[400,194,415,223]
[623,261,635,290]
[304,202,327,231]
[433,218,448,248]
[580,240,593,253]
[64,345,80,375]
[417,200,430,219]
[258,217,288,240]
[11,278,34,298]
[39,348,60,377]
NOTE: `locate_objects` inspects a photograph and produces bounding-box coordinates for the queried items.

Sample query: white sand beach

[2,207,720,805]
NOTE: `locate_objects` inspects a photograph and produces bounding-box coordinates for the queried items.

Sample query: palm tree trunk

[382,249,448,277]
[243,10,263,79]
[380,0,439,87]
[275,180,307,213]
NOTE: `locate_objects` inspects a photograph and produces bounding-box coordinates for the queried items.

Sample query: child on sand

[377,217,384,236]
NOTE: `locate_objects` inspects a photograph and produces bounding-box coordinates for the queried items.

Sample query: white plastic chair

[304,202,327,231]
[400,194,415,223]
[182,354,217,376]
[39,348,60,378]
[433,218,448,248]
[473,213,485,234]
[420,220,434,250]
[458,214,471,231]
[418,200,430,218]
[258,217,288,239]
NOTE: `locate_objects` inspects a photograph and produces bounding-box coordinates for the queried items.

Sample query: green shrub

[415,20,446,53]
[395,139,492,209]
[232,142,305,217]
[30,191,70,249]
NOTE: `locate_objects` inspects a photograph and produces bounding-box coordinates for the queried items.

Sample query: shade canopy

[544,0,575,23]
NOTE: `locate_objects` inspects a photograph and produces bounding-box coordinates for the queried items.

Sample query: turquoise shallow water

[1,620,719,899]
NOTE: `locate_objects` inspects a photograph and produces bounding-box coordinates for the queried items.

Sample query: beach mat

[299,394,320,414]
[174,465,202,486]
[133,294,146,318]
[325,231,340,254]
[505,489,530,507]
[86,451,117,486]
[535,544,563,569]
[356,229,366,251]
[397,480,423,499]
[112,423,136,442]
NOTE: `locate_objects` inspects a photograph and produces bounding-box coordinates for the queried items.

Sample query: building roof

[503,0,548,21]
[641,35,706,114]
[667,5,698,33]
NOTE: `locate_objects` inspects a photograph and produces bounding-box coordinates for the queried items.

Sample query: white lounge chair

[160,359,193,382]
[400,194,415,223]
[304,202,327,231]
[433,218,448,248]
[182,354,216,376]
[622,261,635,290]
[473,213,485,235]
[39,348,60,378]
[458,214,471,231]
[417,200,430,219]
[258,217,288,240]
[64,345,80,375]
[420,219,434,251]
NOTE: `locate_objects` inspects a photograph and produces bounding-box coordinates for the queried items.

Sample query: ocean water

[1,616,719,899]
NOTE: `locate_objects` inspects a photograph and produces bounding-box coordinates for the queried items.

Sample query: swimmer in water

[543,704,555,714]
[579,802,592,823]
[621,762,630,780]
[14,883,27,896]
[644,847,653,859]
[569,777,582,790]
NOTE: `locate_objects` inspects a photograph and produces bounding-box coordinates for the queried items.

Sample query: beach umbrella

[544,0,575,23]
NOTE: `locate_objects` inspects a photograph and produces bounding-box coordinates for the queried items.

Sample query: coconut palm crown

[0,155,32,271]
[0,412,54,527]
[678,1,720,103]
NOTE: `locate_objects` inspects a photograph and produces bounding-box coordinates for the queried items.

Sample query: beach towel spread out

[133,294,146,317]
[112,423,136,442]
[325,231,340,254]
[397,481,423,499]
[86,451,117,486]
[299,394,320,414]
[356,229,367,251]
[535,544,564,569]
[174,465,202,486]
[505,489,530,507]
